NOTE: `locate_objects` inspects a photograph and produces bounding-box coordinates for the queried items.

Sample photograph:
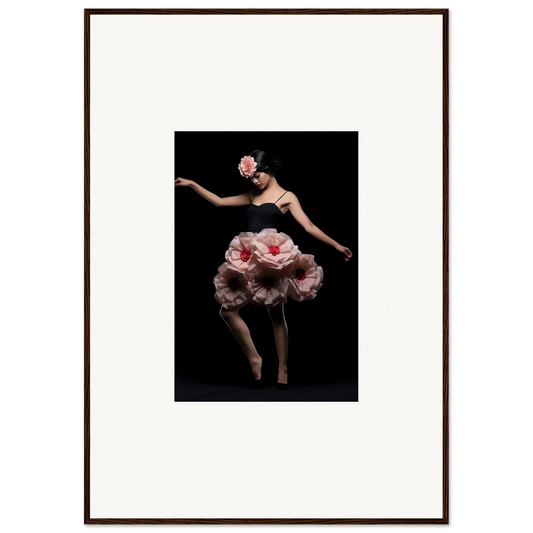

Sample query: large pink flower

[286,253,324,302]
[225,232,259,274]
[250,229,299,273]
[249,267,290,308]
[213,262,252,310]
[238,155,257,178]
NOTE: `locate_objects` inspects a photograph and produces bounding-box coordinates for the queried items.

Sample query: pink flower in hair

[286,253,324,302]
[213,262,252,310]
[238,155,257,178]
[225,232,259,274]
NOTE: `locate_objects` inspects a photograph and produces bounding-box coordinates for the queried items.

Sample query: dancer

[175,150,353,390]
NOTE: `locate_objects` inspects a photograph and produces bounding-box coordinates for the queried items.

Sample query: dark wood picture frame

[84,8,449,524]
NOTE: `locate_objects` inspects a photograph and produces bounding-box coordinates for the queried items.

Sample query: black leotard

[246,190,289,232]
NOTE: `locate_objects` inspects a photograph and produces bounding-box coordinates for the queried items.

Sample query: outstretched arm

[287,192,354,262]
[175,177,253,208]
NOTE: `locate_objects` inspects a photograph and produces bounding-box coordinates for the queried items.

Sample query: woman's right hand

[175,177,192,187]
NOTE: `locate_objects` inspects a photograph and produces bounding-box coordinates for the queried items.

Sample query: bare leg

[219,306,262,379]
[268,303,288,384]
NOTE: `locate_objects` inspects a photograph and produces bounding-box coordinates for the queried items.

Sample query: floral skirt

[213,228,324,310]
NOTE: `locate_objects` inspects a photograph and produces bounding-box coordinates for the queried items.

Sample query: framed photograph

[85,8,448,524]
[173,131,358,403]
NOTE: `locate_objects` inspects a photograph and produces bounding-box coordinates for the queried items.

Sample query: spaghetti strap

[274,191,289,204]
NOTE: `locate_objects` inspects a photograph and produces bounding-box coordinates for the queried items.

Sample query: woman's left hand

[335,244,353,261]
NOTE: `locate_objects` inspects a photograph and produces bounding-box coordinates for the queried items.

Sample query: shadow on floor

[175,371,358,402]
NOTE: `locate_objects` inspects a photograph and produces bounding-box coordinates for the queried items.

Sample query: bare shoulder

[281,190,313,230]
[283,191,298,203]
[278,191,297,214]
[245,188,256,202]
[219,188,258,207]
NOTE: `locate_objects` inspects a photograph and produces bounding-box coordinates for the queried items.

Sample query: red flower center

[295,268,306,281]
[228,278,240,291]
[240,248,251,262]
[268,245,280,256]
[262,276,274,289]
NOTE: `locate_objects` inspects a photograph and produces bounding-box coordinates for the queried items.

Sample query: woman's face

[251,171,270,189]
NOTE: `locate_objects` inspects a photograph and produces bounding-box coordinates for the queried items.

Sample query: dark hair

[249,150,283,178]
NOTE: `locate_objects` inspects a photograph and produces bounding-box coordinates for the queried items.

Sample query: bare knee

[220,306,238,321]
[268,304,285,324]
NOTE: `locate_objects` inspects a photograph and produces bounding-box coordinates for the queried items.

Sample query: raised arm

[286,192,354,262]
[175,177,254,208]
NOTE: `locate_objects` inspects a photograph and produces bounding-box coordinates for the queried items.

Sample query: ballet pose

[175,150,353,390]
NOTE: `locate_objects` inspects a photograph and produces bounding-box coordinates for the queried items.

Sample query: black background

[174,132,358,400]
